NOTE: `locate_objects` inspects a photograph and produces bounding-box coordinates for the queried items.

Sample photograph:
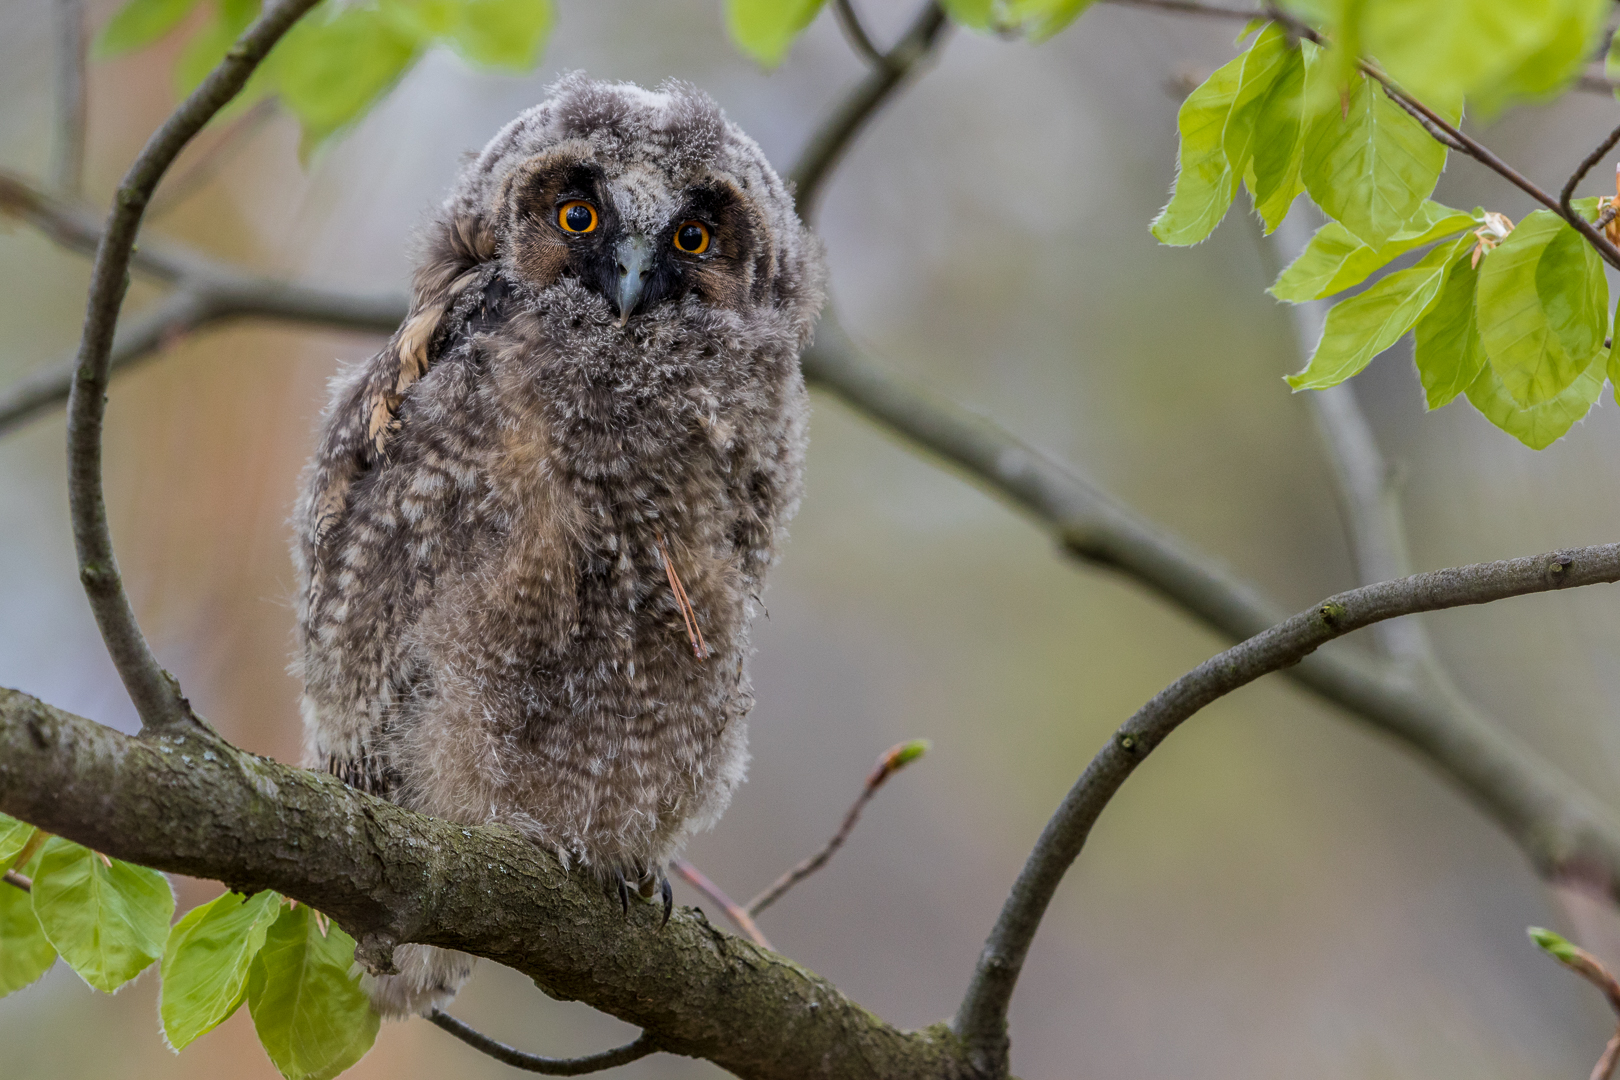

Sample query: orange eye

[673,220,710,254]
[558,201,598,234]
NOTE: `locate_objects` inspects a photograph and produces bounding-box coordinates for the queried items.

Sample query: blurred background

[3,1,1620,1077]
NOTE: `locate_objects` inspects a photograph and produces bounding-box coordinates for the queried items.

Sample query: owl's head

[444,75,821,338]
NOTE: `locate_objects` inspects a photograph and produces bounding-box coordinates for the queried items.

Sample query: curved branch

[954,543,1620,1075]
[789,1,950,219]
[427,1011,661,1075]
[0,688,975,1080]
[64,0,323,736]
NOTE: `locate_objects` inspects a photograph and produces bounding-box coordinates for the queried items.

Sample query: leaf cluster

[1,812,376,1080]
[1153,5,1620,448]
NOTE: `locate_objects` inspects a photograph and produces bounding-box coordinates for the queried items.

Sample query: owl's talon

[615,873,630,916]
[659,876,673,928]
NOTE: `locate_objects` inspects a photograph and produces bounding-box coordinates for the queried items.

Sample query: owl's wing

[305,215,499,547]
[297,214,499,792]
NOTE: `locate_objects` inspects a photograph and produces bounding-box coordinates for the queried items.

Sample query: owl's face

[502,146,767,325]
[446,77,819,341]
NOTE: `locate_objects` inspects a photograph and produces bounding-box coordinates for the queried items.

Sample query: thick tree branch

[65,0,323,736]
[427,1011,661,1075]
[0,688,976,1080]
[954,544,1620,1076]
[789,1,950,219]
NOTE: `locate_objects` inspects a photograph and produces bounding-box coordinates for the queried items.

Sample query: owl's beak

[614,234,653,326]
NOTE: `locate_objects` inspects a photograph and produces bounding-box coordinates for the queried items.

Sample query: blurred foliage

[98,0,553,151]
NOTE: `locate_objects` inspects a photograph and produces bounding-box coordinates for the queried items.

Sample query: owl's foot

[610,870,672,927]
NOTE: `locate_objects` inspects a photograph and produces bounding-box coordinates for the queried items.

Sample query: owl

[291,75,825,1018]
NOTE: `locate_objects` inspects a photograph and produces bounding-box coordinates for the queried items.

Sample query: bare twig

[955,544,1620,1076]
[1529,929,1620,1080]
[670,859,773,950]
[1105,0,1264,16]
[51,0,86,196]
[833,0,886,67]
[747,740,929,917]
[1561,119,1620,220]
[427,1011,660,1075]
[789,0,950,219]
[3,870,31,892]
[65,0,323,736]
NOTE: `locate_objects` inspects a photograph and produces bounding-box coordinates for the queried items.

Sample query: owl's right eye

[557,201,598,234]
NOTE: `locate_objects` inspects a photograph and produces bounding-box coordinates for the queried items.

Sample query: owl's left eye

[673,221,711,255]
[558,201,598,234]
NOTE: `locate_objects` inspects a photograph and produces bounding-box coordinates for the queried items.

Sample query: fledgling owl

[292,75,824,1018]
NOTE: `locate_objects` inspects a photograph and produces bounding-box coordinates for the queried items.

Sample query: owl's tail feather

[366,944,475,1019]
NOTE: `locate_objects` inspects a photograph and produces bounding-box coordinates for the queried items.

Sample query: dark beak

[615,234,652,326]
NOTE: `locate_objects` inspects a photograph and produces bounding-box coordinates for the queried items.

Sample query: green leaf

[1248,37,1316,232]
[1413,245,1486,409]
[724,0,825,67]
[441,0,553,69]
[0,814,34,866]
[31,839,174,993]
[96,0,203,56]
[1301,72,1448,248]
[1271,201,1478,302]
[1482,0,1609,112]
[1003,0,1095,40]
[1528,926,1581,962]
[161,890,283,1051]
[1476,209,1608,406]
[248,903,379,1080]
[1286,235,1468,391]
[1150,50,1248,247]
[1466,340,1605,449]
[1,855,56,998]
[939,0,994,29]
[271,6,422,151]
[1351,0,1604,117]
[1224,25,1295,182]
[1609,295,1620,406]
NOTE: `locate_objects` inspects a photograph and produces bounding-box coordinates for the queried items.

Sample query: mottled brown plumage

[292,76,824,1016]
